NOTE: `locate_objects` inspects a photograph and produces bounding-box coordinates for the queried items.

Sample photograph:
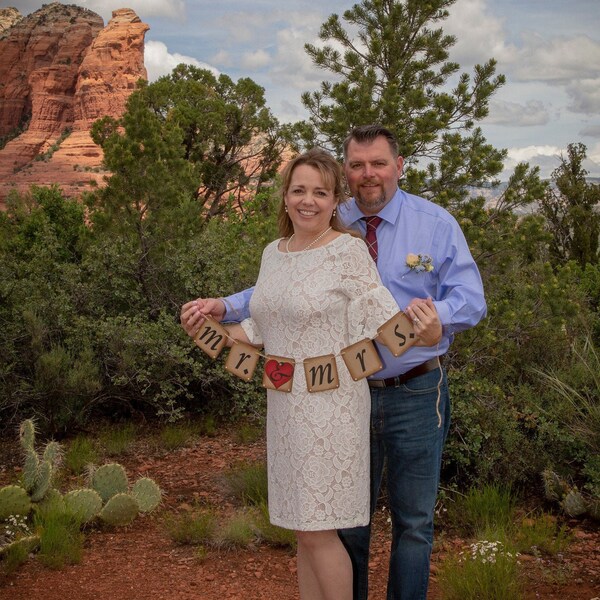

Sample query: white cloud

[444,0,516,66]
[565,79,600,115]
[241,49,271,70]
[484,100,550,127]
[580,124,600,138]
[587,142,600,172]
[59,0,186,21]
[507,145,561,163]
[499,145,561,179]
[144,40,219,82]
[513,34,600,83]
[211,50,232,68]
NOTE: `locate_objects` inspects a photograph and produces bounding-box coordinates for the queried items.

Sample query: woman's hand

[180,298,226,338]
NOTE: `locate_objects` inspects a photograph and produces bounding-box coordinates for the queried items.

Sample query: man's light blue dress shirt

[222,188,487,378]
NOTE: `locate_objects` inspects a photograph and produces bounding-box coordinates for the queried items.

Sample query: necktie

[363,216,382,262]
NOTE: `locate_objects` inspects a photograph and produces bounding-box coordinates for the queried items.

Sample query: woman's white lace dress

[241,234,399,531]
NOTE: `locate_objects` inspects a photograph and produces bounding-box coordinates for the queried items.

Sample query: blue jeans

[339,368,451,600]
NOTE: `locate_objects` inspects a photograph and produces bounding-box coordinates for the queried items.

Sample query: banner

[193,312,417,393]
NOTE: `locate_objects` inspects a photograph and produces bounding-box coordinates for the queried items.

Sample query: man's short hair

[343,125,399,159]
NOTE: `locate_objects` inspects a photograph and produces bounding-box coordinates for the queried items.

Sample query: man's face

[344,136,403,215]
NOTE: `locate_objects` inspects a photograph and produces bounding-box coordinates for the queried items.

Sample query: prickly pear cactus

[99,493,139,526]
[542,468,569,501]
[35,488,65,515]
[30,459,52,502]
[0,534,40,558]
[561,489,587,517]
[42,441,63,468]
[22,447,40,494]
[131,478,162,513]
[19,419,36,451]
[64,489,103,523]
[0,485,31,521]
[91,463,129,503]
[18,419,62,502]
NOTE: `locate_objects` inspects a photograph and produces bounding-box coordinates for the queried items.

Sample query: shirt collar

[342,188,403,227]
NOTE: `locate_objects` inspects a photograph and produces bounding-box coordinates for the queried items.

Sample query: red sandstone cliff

[0,3,148,203]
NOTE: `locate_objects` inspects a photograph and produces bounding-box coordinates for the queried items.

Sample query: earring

[332,208,337,218]
[284,205,288,213]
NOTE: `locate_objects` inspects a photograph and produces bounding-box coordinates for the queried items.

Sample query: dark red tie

[363,216,382,262]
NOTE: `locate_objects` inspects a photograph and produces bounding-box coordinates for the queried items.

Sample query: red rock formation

[0,6,21,35]
[0,4,148,204]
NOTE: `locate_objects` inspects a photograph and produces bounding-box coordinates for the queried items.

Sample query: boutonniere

[406,253,434,273]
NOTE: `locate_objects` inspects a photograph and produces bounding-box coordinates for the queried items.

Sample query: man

[180,125,486,599]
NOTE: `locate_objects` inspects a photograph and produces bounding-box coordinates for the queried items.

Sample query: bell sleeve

[340,237,400,344]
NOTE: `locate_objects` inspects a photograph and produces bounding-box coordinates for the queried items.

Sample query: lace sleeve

[240,318,263,347]
[340,237,400,343]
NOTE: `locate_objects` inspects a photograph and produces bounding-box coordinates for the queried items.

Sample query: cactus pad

[91,463,129,502]
[99,493,139,526]
[561,489,587,516]
[0,534,40,558]
[0,485,31,521]
[43,441,63,468]
[64,489,103,523]
[23,447,40,494]
[131,478,162,513]
[30,459,52,502]
[19,419,36,451]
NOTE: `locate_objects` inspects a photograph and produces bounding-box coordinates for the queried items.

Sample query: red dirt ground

[1,427,599,599]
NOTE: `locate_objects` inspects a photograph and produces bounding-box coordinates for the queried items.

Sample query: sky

[5,0,600,180]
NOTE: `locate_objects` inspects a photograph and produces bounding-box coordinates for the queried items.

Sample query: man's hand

[405,297,442,347]
[180,298,226,339]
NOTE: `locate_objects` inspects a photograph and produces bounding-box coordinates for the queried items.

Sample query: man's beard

[355,191,389,212]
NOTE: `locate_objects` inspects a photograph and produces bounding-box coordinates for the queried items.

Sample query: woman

[183,149,399,600]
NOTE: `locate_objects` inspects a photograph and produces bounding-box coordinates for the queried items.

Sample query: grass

[216,510,257,548]
[438,539,522,600]
[198,415,217,438]
[35,505,84,569]
[159,421,197,451]
[164,509,217,546]
[514,512,572,556]
[252,500,296,549]
[439,485,575,599]
[64,435,98,474]
[449,484,516,536]
[224,461,268,506]
[0,539,31,574]
[98,422,138,456]
[234,422,264,444]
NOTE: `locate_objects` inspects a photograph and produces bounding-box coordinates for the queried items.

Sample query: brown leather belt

[368,356,443,388]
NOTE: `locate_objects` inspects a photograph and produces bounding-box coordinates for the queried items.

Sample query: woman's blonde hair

[277,148,354,238]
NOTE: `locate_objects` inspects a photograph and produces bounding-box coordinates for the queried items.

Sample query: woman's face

[284,164,337,236]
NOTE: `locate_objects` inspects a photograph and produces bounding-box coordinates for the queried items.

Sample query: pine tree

[296,0,507,207]
[540,143,600,267]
